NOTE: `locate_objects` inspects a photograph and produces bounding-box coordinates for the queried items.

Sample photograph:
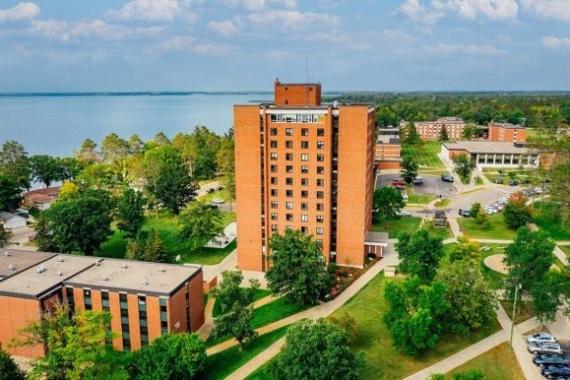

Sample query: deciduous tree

[396,228,444,282]
[401,155,419,184]
[0,140,30,189]
[116,188,146,238]
[29,155,61,187]
[0,175,22,212]
[373,186,405,227]
[0,347,25,380]
[179,202,222,252]
[0,223,12,248]
[503,196,532,230]
[453,154,473,183]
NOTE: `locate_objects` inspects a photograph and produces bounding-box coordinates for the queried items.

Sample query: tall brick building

[0,249,204,358]
[402,117,466,141]
[488,122,526,142]
[234,80,385,271]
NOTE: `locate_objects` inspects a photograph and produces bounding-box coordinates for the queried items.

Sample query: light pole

[510,283,522,347]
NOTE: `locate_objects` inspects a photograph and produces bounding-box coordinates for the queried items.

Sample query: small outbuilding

[0,212,27,230]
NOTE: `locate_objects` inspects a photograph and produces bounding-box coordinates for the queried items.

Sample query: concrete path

[447,217,462,238]
[199,249,237,283]
[554,246,569,266]
[197,296,216,340]
[219,244,399,378]
[252,294,281,309]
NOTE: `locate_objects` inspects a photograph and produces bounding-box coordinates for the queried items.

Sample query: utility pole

[510,283,522,347]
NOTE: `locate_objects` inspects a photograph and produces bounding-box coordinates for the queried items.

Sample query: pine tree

[144,229,169,263]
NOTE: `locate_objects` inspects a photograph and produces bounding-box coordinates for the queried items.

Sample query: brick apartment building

[0,249,204,358]
[375,129,402,170]
[402,117,466,141]
[234,80,386,271]
[488,122,527,143]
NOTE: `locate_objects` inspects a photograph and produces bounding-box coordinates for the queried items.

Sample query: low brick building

[0,249,204,358]
[488,122,526,143]
[402,117,466,141]
[375,130,402,170]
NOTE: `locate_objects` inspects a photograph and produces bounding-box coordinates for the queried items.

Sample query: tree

[453,154,473,183]
[101,133,129,163]
[470,202,481,218]
[0,175,22,212]
[211,271,260,350]
[396,228,444,282]
[76,138,99,163]
[547,163,570,227]
[435,258,497,333]
[267,229,333,305]
[125,236,146,261]
[0,347,25,380]
[404,122,421,144]
[29,155,61,187]
[475,210,489,226]
[128,134,145,155]
[58,157,83,181]
[0,223,12,248]
[179,202,223,252]
[0,140,30,189]
[503,197,532,230]
[439,127,449,142]
[41,189,113,255]
[16,303,127,380]
[216,136,235,205]
[143,146,197,214]
[373,186,405,227]
[130,333,205,380]
[269,319,362,380]
[116,188,146,238]
[446,236,480,263]
[462,124,478,140]
[144,229,169,263]
[59,181,79,199]
[376,106,399,128]
[401,155,418,184]
[154,132,171,146]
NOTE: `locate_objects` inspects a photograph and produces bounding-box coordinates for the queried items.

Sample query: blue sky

[0,0,569,91]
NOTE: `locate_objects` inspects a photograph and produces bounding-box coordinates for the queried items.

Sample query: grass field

[199,326,289,380]
[407,187,437,205]
[533,202,570,241]
[434,198,451,208]
[447,343,524,379]
[327,273,500,379]
[458,213,516,240]
[478,244,508,289]
[371,216,422,238]
[401,141,445,169]
[97,211,236,265]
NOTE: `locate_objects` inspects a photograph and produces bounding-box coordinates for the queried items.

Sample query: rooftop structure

[0,249,55,281]
[441,141,542,169]
[23,187,60,210]
[443,141,533,154]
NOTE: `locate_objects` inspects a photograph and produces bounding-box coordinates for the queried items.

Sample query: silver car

[527,332,556,345]
[527,342,563,355]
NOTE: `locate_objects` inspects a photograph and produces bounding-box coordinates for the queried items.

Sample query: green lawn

[328,274,501,380]
[199,327,289,380]
[212,288,272,317]
[371,217,422,238]
[407,188,437,205]
[401,141,445,169]
[97,211,236,265]
[478,244,508,290]
[434,198,451,208]
[448,343,524,380]
[533,202,570,241]
[207,297,308,347]
[458,213,516,240]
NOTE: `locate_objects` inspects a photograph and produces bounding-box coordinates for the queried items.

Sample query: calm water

[0,93,271,156]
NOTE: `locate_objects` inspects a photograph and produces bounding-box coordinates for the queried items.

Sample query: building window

[286,202,293,209]
[301,226,308,233]
[286,177,293,185]
[301,178,308,186]
[317,191,324,199]
[271,201,278,209]
[316,227,324,235]
[316,179,324,187]
[271,224,277,232]
[301,166,309,174]
[286,214,293,221]
[301,202,308,210]
[285,128,293,136]
[317,128,325,136]
[286,153,293,161]
[301,141,309,149]
[270,128,277,136]
[270,140,277,148]
[271,164,277,173]
[286,190,293,198]
[138,296,148,347]
[317,154,325,162]
[271,212,278,221]
[316,215,324,223]
[317,166,324,174]
[301,214,308,222]
[286,165,293,173]
[301,128,309,136]
[317,141,325,149]
[271,189,278,197]
[301,190,309,198]
[286,141,293,149]
[316,203,324,211]
[271,177,278,185]
[270,152,278,160]
[301,153,309,161]
[120,293,130,351]
[65,286,75,313]
[83,289,92,311]
[160,297,168,335]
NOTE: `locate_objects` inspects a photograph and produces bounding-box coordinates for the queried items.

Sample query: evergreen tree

[439,127,449,142]
[0,347,25,380]
[144,229,169,263]
[0,223,12,248]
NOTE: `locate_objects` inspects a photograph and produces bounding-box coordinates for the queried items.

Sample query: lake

[0,93,272,156]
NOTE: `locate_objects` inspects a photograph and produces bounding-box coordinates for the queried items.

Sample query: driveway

[375,173,456,197]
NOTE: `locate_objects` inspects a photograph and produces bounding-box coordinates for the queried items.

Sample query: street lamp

[510,283,522,347]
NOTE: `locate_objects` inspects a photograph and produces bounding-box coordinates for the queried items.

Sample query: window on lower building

[317,191,324,199]
[317,166,324,174]
[270,128,277,136]
[301,214,308,222]
[316,227,324,235]
[270,152,278,160]
[301,153,309,161]
[271,164,277,173]
[286,214,293,221]
[316,215,324,223]
[301,190,308,198]
[301,141,309,149]
[271,189,278,196]
[301,203,308,210]
[83,289,92,311]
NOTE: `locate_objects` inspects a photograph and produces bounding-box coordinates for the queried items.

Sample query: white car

[211,198,225,205]
[527,333,557,345]
[527,342,563,355]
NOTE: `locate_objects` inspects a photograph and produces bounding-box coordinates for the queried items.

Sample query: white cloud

[0,2,40,23]
[208,20,239,36]
[105,0,195,22]
[159,35,233,55]
[429,42,507,56]
[397,0,518,24]
[541,36,570,48]
[245,10,338,30]
[521,0,570,22]
[225,0,297,11]
[31,19,164,42]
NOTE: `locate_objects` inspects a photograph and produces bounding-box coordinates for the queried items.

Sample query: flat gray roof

[365,231,389,245]
[0,249,55,281]
[0,254,96,298]
[63,259,201,296]
[443,141,535,154]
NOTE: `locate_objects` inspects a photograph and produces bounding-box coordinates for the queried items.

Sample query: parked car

[392,185,406,191]
[402,192,409,201]
[541,365,570,379]
[391,180,406,187]
[528,342,563,355]
[397,210,412,217]
[211,198,225,205]
[533,354,568,367]
[527,332,557,345]
[458,209,471,217]
[441,174,454,183]
[509,180,519,186]
[413,177,424,185]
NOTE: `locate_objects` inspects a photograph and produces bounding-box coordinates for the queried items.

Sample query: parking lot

[523,331,570,379]
[375,173,456,198]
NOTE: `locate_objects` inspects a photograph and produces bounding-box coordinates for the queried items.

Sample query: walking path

[199,249,237,283]
[197,297,216,340]
[219,244,399,378]
[447,217,462,238]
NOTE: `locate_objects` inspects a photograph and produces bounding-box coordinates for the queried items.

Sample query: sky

[0,0,569,92]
